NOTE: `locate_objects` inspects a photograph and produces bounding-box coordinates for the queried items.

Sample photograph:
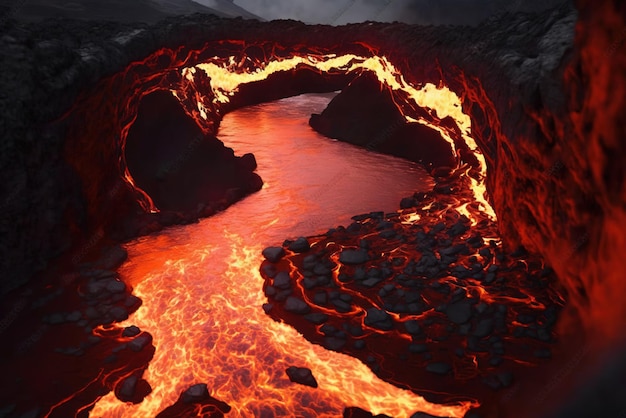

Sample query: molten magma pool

[90,94,477,417]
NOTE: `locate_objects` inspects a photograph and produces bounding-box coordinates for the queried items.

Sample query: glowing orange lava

[89,46,497,417]
[90,233,476,417]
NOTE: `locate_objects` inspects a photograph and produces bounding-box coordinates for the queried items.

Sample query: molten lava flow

[85,41,501,417]
[90,233,475,418]
[180,53,494,220]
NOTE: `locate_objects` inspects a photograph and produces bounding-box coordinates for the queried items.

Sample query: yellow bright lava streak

[186,54,495,219]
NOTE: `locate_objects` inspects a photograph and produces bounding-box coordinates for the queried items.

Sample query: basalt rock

[125,89,262,212]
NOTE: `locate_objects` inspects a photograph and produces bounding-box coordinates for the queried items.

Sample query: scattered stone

[364,308,393,331]
[117,375,138,401]
[304,313,328,324]
[284,297,310,314]
[440,243,469,256]
[408,343,429,354]
[262,303,273,313]
[262,247,285,263]
[361,277,383,287]
[353,267,366,280]
[473,318,494,338]
[182,383,210,404]
[324,336,346,350]
[110,306,129,322]
[313,292,327,306]
[128,333,152,352]
[313,263,331,275]
[479,247,492,258]
[339,249,370,265]
[261,263,277,278]
[446,301,472,324]
[124,295,141,308]
[425,362,452,375]
[404,320,421,335]
[331,299,352,312]
[285,366,318,388]
[106,280,126,293]
[122,325,141,337]
[273,272,292,289]
[275,289,293,302]
[98,246,128,270]
[482,374,504,390]
[87,335,102,345]
[112,344,127,353]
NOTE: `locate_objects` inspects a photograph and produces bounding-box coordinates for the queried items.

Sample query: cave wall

[4,3,623,354]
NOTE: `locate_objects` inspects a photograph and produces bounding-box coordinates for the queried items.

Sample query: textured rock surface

[0,0,622,365]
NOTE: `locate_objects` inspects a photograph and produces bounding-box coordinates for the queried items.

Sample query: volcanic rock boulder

[285,366,318,388]
[309,72,456,171]
[125,90,262,212]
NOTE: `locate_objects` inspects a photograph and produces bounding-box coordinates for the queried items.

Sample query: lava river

[90,94,476,417]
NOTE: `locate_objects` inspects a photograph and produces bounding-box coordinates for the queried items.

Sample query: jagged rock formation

[309,71,457,171]
[125,89,262,212]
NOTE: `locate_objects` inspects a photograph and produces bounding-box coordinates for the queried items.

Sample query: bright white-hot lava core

[91,50,494,417]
